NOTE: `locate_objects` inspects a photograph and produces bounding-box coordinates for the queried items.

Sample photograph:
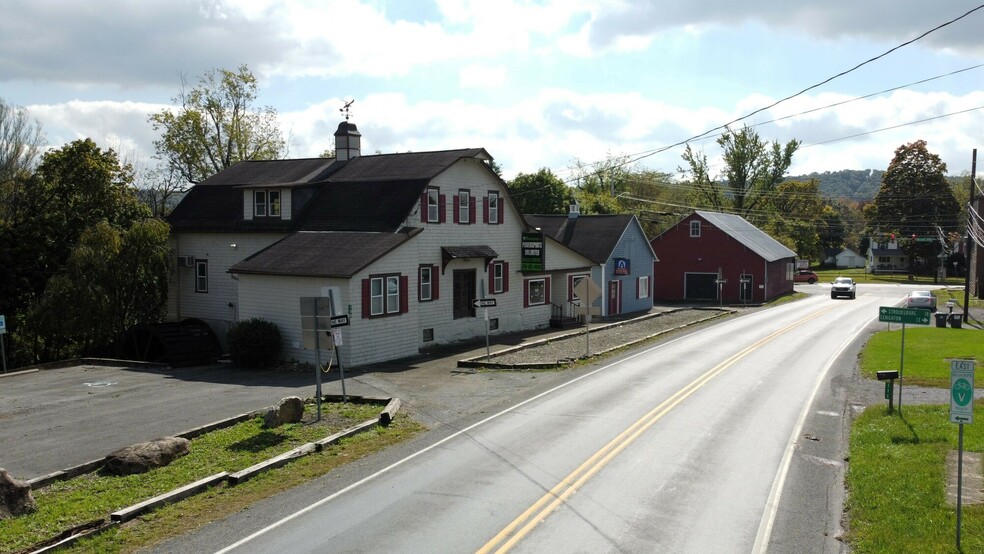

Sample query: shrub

[227,318,281,368]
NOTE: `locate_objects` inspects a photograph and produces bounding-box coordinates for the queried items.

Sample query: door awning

[441,245,498,274]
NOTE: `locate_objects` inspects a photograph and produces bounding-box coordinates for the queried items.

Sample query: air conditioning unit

[177,256,196,267]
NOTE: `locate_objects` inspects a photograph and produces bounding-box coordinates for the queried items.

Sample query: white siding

[281,188,292,220]
[243,191,253,220]
[168,232,286,348]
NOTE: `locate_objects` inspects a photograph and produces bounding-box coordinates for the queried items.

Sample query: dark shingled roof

[298,180,428,232]
[229,229,422,277]
[327,149,491,182]
[524,214,637,264]
[167,149,494,233]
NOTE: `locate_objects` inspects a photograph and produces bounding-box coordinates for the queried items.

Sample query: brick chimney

[334,121,361,161]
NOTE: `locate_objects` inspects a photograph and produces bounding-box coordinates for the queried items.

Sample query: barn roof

[695,211,796,262]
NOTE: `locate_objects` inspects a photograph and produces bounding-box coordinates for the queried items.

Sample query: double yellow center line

[477,306,834,553]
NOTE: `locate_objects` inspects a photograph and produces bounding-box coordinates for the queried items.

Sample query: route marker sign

[951,360,976,424]
[879,306,931,325]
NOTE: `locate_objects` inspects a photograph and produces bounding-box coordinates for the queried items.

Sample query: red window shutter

[420,192,427,223]
[439,195,446,223]
[432,266,440,300]
[545,278,550,303]
[523,280,529,308]
[453,198,459,223]
[469,197,476,225]
[568,275,575,301]
[400,276,409,313]
[499,202,504,224]
[361,279,371,318]
[483,197,489,223]
[417,267,424,302]
[503,262,509,292]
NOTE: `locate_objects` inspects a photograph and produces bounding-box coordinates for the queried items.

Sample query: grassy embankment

[848,297,984,552]
[0,402,424,554]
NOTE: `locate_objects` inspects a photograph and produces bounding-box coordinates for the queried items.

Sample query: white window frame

[195,260,208,293]
[638,275,650,299]
[386,275,400,314]
[420,266,433,301]
[254,190,267,217]
[528,278,546,306]
[458,190,470,224]
[690,220,701,237]
[488,191,499,224]
[492,262,504,294]
[427,188,440,222]
[370,277,385,315]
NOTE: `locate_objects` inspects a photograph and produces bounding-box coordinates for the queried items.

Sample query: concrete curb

[457,309,732,369]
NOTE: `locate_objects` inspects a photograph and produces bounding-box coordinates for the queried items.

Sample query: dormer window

[254,190,281,218]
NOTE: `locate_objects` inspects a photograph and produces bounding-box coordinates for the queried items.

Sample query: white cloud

[459,65,508,89]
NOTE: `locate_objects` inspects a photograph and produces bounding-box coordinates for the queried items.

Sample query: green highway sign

[951,360,975,424]
[879,306,931,325]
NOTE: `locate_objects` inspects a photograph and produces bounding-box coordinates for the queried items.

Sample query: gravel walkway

[475,308,730,367]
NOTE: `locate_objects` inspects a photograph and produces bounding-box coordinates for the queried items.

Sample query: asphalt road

[153,285,920,553]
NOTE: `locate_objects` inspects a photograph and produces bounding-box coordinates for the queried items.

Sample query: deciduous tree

[149,64,286,184]
[507,168,570,214]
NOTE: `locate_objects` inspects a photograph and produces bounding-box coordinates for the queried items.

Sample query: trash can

[935,312,948,328]
[950,314,963,329]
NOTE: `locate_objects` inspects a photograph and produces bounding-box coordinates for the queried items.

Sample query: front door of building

[608,280,621,316]
[453,269,476,319]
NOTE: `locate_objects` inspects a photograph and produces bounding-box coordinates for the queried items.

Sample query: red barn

[650,211,796,303]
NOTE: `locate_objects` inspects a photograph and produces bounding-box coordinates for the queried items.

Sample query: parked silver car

[905,290,937,311]
[831,277,856,299]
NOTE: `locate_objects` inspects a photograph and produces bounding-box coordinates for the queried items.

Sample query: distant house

[866,236,908,273]
[832,247,865,269]
[165,120,589,368]
[649,210,796,303]
[526,203,658,321]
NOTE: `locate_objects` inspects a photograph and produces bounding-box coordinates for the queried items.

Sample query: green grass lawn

[859,327,984,387]
[849,322,984,552]
[812,267,967,287]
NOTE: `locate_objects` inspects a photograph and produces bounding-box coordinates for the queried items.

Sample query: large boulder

[104,437,191,476]
[0,467,36,519]
[263,396,305,428]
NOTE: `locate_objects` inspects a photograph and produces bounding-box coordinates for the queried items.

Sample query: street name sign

[473,298,497,308]
[0,315,5,334]
[329,315,350,327]
[951,360,976,424]
[878,306,931,325]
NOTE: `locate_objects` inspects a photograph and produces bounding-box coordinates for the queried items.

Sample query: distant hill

[786,169,884,201]
[787,169,966,202]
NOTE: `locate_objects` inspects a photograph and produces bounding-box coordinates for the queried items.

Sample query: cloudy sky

[3,1,983,183]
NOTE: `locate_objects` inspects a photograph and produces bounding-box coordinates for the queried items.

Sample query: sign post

[0,314,6,373]
[473,298,497,360]
[950,359,975,550]
[328,289,347,403]
[573,278,602,356]
[878,306,931,412]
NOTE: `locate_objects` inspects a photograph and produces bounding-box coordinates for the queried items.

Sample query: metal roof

[694,210,796,262]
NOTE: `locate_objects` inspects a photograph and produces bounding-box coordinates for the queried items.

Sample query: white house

[166,120,590,368]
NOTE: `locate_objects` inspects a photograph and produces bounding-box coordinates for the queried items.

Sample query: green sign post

[950,359,976,551]
[878,306,931,413]
[878,306,931,325]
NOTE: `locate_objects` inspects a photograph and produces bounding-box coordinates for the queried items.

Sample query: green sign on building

[521,232,544,272]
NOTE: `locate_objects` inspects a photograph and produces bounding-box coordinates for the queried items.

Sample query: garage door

[685,273,717,300]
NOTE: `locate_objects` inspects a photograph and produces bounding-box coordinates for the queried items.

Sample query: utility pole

[964,149,976,322]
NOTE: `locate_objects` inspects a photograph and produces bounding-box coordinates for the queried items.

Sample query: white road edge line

[751,315,872,553]
[214,308,778,553]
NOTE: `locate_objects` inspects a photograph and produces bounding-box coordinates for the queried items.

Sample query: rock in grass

[104,437,191,476]
[0,467,36,518]
[263,396,305,428]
